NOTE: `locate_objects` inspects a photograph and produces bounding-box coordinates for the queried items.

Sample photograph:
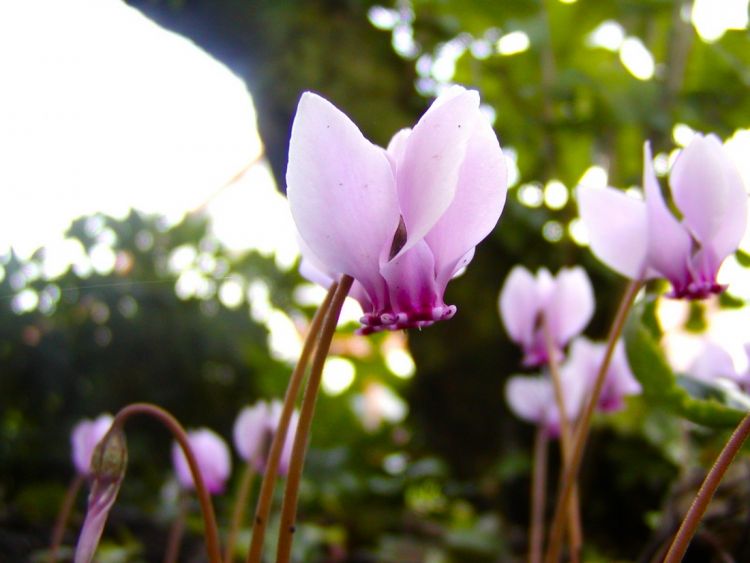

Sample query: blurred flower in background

[172,428,231,494]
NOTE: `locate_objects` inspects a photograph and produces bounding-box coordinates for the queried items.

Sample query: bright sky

[0,0,297,261]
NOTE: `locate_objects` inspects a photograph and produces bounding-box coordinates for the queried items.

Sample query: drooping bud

[74,426,128,563]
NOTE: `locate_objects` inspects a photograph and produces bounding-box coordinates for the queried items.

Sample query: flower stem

[663,411,750,563]
[545,280,642,563]
[246,280,340,563]
[163,491,188,563]
[112,403,222,563]
[530,426,549,563]
[275,275,354,563]
[224,461,256,562]
[543,322,582,562]
[49,473,85,563]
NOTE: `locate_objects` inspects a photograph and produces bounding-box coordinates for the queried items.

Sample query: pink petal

[173,429,231,495]
[670,134,748,261]
[393,87,481,257]
[544,267,594,347]
[386,128,411,170]
[642,143,692,284]
[425,114,507,283]
[71,415,113,476]
[505,375,553,425]
[690,341,739,384]
[577,185,648,279]
[498,266,539,347]
[379,240,439,314]
[233,403,270,463]
[287,92,398,307]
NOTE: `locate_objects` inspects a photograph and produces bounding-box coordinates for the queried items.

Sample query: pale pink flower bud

[562,337,641,413]
[171,428,231,495]
[505,372,586,437]
[233,400,299,476]
[498,266,594,366]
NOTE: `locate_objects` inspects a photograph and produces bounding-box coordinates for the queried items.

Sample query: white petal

[545,267,595,346]
[498,266,539,347]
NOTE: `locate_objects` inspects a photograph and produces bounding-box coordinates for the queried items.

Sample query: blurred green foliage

[3,0,750,560]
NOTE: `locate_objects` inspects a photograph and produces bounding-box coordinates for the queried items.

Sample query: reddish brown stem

[163,492,188,563]
[112,403,222,563]
[275,275,354,563]
[530,426,549,563]
[545,280,642,563]
[49,473,85,563]
[663,411,750,563]
[543,321,582,561]
[246,281,340,563]
[224,461,256,562]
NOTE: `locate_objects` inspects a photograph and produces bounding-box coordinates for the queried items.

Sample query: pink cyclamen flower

[171,428,231,495]
[498,266,594,366]
[578,134,748,299]
[287,86,508,333]
[563,337,641,413]
[505,372,587,437]
[71,414,114,476]
[233,400,299,476]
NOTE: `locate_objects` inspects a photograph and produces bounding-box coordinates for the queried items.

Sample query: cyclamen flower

[578,134,748,299]
[172,428,231,495]
[505,372,587,437]
[233,400,299,476]
[71,414,114,476]
[562,337,641,413]
[498,266,594,366]
[287,86,508,333]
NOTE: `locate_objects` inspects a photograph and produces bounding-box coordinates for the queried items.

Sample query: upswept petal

[287,92,398,306]
[577,185,648,279]
[425,115,507,283]
[670,134,748,260]
[393,88,481,257]
[642,143,692,286]
[498,266,539,347]
[545,267,594,347]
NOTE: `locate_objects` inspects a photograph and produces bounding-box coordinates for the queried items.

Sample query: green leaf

[624,309,746,428]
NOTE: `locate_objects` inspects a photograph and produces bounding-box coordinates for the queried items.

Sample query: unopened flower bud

[74,426,127,563]
[90,426,128,483]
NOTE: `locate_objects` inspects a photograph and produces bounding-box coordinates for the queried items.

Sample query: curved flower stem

[545,280,642,563]
[543,322,582,562]
[112,403,222,563]
[663,411,750,563]
[275,275,354,563]
[49,473,85,563]
[224,461,256,562]
[163,491,188,563]
[530,426,549,563]
[246,280,340,563]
